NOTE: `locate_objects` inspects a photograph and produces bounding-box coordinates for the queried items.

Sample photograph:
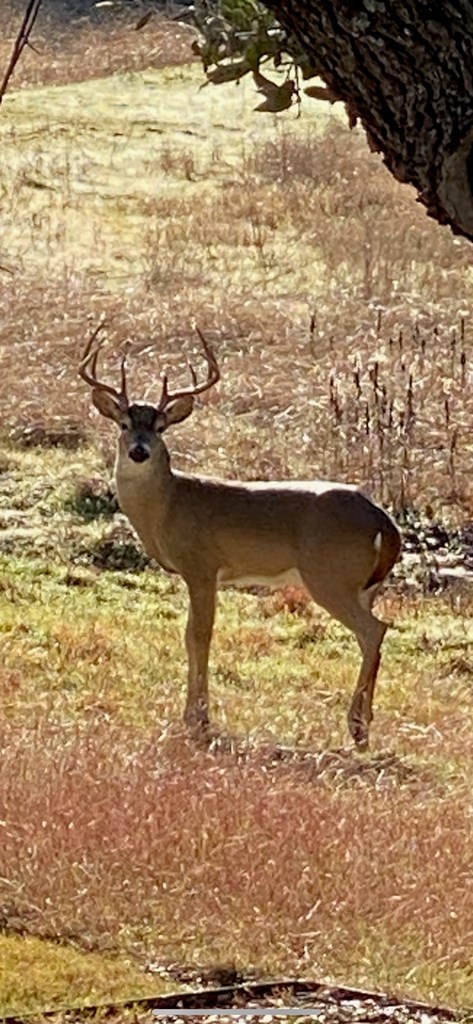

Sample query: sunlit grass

[1,15,473,1015]
[0,64,335,284]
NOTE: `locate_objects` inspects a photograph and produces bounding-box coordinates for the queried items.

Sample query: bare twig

[0,0,43,108]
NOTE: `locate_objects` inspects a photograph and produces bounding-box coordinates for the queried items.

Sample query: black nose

[129,445,150,463]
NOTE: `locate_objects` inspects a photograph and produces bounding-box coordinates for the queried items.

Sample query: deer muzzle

[129,443,150,463]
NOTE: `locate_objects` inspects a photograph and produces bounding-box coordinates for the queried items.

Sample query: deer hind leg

[347,583,388,747]
[300,573,388,751]
[183,578,216,728]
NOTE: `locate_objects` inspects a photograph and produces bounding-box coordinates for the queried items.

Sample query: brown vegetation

[0,2,194,90]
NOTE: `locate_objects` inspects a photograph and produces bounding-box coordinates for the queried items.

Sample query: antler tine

[78,322,107,388]
[157,370,170,411]
[119,342,131,401]
[187,361,198,388]
[78,322,129,409]
[156,327,220,412]
[194,326,220,388]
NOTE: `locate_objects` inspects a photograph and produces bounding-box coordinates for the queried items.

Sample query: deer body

[80,331,401,749]
[116,459,393,589]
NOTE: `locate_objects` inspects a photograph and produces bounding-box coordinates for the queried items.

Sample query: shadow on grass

[8,422,87,451]
[66,477,118,521]
[182,722,426,787]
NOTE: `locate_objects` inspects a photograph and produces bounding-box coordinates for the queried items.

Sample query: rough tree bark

[263,0,473,242]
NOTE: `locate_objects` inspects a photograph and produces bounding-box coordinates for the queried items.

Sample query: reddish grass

[1,718,473,986]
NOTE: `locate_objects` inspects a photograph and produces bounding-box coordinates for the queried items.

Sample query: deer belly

[217,566,304,589]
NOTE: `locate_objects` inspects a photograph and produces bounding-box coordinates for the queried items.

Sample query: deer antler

[79,322,129,412]
[157,327,220,412]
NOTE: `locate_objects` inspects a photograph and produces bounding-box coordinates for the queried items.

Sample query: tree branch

[0,0,43,108]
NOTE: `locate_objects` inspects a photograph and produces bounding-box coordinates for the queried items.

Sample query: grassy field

[1,8,473,1018]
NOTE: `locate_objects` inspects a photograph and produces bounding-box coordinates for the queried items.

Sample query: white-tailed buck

[79,327,401,749]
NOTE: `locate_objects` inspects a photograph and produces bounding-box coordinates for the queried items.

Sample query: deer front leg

[183,578,216,728]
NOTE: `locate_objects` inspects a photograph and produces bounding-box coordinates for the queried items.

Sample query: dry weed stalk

[322,311,471,513]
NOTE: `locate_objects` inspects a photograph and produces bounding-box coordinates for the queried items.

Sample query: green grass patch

[0,935,168,1015]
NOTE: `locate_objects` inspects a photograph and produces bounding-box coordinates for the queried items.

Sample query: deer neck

[114,448,175,540]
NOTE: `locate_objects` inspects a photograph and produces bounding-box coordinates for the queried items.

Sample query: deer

[79,326,401,750]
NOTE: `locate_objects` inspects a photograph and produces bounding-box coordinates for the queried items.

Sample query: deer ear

[160,395,194,430]
[92,389,121,422]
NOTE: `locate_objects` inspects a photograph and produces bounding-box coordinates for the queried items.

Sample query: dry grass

[0,67,472,513]
[1,269,472,516]
[1,11,473,1016]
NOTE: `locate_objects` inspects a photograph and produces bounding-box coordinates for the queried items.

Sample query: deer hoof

[184,709,210,731]
[350,721,370,751]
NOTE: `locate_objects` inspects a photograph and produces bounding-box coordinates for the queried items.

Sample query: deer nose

[129,444,150,463]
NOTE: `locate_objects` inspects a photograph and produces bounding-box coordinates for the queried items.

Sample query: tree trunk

[263,0,473,243]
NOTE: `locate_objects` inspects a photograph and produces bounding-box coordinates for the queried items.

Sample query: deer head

[79,324,220,467]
